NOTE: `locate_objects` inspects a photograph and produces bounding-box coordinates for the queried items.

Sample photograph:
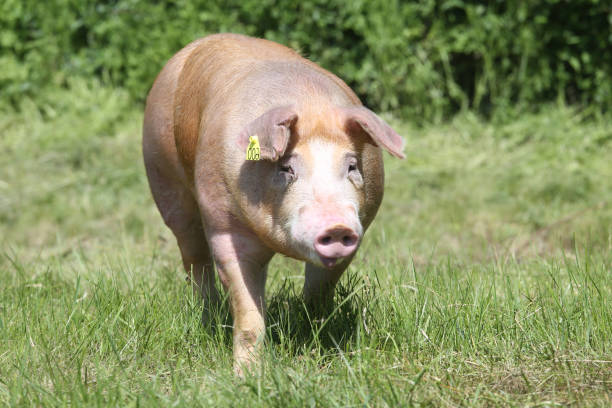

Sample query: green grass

[1,79,611,406]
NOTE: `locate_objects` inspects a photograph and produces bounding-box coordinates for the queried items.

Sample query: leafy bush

[1,0,610,121]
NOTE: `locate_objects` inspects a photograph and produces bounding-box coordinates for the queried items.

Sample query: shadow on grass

[191,272,379,356]
[265,273,378,355]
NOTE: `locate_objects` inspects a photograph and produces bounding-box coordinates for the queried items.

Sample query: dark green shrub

[1,0,610,122]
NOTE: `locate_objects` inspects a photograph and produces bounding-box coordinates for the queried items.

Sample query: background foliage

[2,2,612,405]
[1,0,611,122]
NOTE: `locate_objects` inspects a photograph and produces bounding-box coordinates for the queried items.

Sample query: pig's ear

[342,106,405,159]
[238,106,298,161]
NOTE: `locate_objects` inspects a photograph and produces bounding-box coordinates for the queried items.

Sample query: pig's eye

[347,157,359,174]
[277,163,296,186]
[275,155,298,187]
[279,164,294,176]
[347,157,363,187]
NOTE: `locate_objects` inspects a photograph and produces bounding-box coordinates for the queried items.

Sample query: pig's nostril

[342,235,356,246]
[320,236,332,245]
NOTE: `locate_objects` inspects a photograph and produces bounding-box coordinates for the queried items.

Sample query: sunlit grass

[1,80,611,406]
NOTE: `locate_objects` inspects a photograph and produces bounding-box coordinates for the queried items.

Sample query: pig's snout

[314,225,359,267]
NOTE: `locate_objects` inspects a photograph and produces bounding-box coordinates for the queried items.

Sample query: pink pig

[142,34,404,374]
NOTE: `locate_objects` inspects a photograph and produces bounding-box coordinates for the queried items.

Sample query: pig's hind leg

[145,164,219,308]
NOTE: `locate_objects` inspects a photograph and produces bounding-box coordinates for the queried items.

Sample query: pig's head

[238,104,404,268]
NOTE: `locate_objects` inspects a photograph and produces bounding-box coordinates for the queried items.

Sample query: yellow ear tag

[246,135,261,161]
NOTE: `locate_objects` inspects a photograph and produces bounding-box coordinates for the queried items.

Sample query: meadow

[1,79,611,406]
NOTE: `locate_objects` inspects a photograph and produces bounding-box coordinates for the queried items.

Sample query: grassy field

[1,80,611,406]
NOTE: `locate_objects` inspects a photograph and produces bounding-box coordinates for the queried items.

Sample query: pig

[142,33,404,374]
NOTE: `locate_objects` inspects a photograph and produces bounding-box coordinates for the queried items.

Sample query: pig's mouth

[319,256,343,269]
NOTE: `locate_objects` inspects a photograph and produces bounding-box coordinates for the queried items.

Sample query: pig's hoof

[200,308,213,328]
[304,291,335,312]
[200,302,222,329]
[233,362,246,378]
[233,357,259,378]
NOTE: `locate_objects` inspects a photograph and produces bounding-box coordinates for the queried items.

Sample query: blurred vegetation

[1,0,611,122]
[1,80,611,406]
[2,3,611,404]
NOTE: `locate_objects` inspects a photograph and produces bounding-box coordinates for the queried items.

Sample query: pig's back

[173,34,360,178]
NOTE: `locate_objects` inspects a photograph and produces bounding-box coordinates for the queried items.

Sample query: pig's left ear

[342,106,405,159]
[238,106,298,161]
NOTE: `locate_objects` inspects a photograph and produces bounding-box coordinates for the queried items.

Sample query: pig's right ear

[238,106,298,161]
[342,106,405,159]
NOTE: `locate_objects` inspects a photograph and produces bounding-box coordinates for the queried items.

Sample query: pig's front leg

[208,233,273,375]
[303,262,347,313]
